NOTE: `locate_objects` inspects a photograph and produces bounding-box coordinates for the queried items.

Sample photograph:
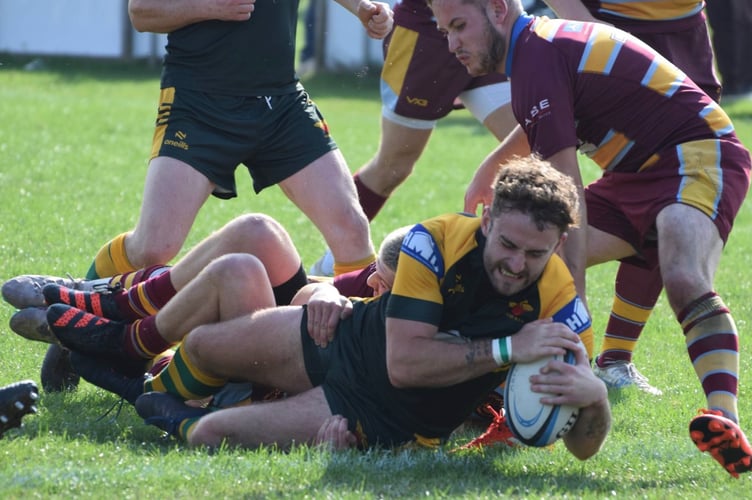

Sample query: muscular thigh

[186,305,313,394]
[278,149,374,262]
[192,387,333,449]
[131,157,214,264]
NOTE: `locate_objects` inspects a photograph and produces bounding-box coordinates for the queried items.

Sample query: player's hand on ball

[531,345,606,408]
[509,318,583,364]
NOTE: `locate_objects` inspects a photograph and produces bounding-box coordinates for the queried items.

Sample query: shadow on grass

[315,445,684,497]
[17,388,159,447]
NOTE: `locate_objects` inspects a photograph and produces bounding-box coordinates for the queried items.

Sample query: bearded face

[432,0,508,77]
[476,12,507,75]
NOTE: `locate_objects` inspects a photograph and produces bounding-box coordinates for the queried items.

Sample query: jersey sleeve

[386,223,447,326]
[511,19,580,159]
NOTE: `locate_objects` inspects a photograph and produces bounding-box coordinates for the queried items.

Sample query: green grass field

[1,55,752,498]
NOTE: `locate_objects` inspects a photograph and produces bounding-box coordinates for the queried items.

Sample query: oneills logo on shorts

[164,130,189,150]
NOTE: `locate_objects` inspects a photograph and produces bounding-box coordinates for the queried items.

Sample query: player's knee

[661,268,712,309]
[205,253,266,290]
[135,247,178,268]
[222,214,284,252]
[371,157,416,187]
[127,236,181,268]
[331,213,373,253]
[182,327,218,373]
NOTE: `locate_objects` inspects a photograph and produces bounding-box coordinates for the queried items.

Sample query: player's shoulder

[400,213,480,278]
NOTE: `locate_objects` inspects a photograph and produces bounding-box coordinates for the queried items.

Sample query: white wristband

[492,337,512,366]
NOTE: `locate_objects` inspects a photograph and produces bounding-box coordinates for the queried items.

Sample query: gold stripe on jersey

[577,25,625,75]
[382,26,418,98]
[698,102,735,137]
[589,129,634,171]
[532,16,561,42]
[638,153,660,172]
[676,139,723,218]
[595,0,703,22]
[150,87,176,160]
[640,59,684,98]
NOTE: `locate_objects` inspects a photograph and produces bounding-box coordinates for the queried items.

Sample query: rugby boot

[0,380,39,437]
[47,304,129,361]
[69,352,146,405]
[455,406,519,450]
[43,283,124,321]
[690,409,752,478]
[40,344,80,392]
[2,274,108,309]
[9,307,57,344]
[136,391,211,438]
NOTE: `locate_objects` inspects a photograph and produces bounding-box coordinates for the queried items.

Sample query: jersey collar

[505,13,535,78]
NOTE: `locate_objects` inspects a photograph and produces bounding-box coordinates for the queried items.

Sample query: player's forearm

[332,0,363,15]
[489,125,531,165]
[386,334,498,388]
[563,397,611,459]
[546,147,587,301]
[128,0,224,33]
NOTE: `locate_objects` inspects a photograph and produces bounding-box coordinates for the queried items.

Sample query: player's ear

[557,231,568,248]
[481,206,493,236]
[488,0,508,21]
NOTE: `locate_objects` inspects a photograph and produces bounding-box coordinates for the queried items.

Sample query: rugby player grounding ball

[504,350,580,447]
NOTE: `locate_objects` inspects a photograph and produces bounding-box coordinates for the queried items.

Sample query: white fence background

[0,0,391,70]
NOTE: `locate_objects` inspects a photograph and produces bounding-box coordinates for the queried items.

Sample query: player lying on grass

[7,219,519,446]
[40,157,610,455]
[4,212,518,447]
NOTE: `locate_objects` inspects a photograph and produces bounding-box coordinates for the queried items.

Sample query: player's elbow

[563,433,605,460]
[128,0,149,32]
[385,349,419,388]
[569,445,599,461]
[386,361,413,388]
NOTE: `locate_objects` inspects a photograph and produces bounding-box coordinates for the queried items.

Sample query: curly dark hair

[490,155,580,233]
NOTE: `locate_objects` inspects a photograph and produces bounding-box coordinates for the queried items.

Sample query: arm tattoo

[465,341,492,366]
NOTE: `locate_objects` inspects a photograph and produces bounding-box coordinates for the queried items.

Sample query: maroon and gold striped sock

[112,271,177,320]
[123,315,174,360]
[109,265,171,290]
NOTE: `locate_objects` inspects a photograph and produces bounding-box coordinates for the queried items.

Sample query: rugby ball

[504,350,579,447]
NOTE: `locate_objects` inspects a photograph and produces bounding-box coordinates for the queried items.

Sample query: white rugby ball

[504,350,580,447]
